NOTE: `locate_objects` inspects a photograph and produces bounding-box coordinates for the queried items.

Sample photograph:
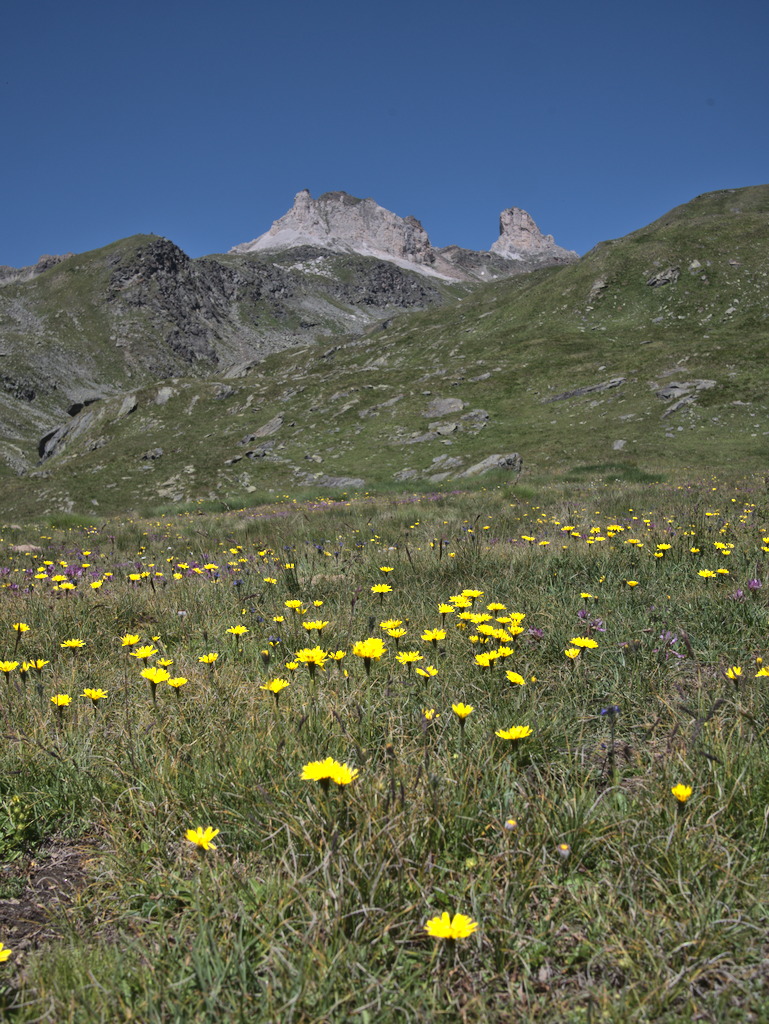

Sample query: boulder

[646,266,680,287]
[457,453,523,478]
[424,397,465,418]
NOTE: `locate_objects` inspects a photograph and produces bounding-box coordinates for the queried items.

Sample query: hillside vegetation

[0,478,767,1021]
[1,185,768,518]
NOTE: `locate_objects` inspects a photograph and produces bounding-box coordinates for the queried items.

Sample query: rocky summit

[490,207,576,262]
[231,190,577,282]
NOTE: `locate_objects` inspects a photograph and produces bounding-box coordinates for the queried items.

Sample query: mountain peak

[230,191,577,281]
[230,189,437,272]
[491,207,577,262]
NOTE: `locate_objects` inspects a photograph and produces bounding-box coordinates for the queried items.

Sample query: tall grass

[0,479,767,1021]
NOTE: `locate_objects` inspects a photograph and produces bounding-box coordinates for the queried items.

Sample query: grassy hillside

[2,186,768,518]
[0,237,459,481]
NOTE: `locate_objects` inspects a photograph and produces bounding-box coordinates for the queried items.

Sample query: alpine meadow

[0,185,768,1022]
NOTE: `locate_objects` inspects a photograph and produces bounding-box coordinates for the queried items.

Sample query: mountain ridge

[230,189,577,281]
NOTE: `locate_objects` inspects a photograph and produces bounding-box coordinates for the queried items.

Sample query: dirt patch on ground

[0,836,97,955]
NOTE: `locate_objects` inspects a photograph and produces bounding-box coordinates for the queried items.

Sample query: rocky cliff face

[231,190,438,271]
[231,191,578,282]
[0,233,451,473]
[490,207,577,263]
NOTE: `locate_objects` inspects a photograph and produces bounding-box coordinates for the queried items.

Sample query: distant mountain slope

[2,184,766,519]
[0,234,462,477]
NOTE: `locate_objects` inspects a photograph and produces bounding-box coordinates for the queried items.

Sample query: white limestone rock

[232,190,435,271]
[491,208,577,263]
[231,192,578,282]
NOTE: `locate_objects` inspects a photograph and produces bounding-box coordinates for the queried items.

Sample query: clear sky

[1,0,767,267]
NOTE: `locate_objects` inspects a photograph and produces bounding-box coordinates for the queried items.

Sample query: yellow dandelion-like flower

[81,688,108,702]
[671,784,693,803]
[569,637,598,649]
[495,725,533,741]
[141,667,170,685]
[51,694,72,707]
[301,757,359,786]
[380,619,402,631]
[386,628,407,641]
[198,652,219,665]
[130,645,158,661]
[505,671,526,686]
[185,826,219,850]
[451,702,474,719]
[352,638,386,661]
[226,625,249,636]
[295,646,328,678]
[260,678,290,694]
[424,911,478,940]
[396,651,423,665]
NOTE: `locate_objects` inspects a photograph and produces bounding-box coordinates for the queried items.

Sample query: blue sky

[1,0,767,267]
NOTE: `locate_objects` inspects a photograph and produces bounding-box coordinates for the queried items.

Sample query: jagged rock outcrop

[232,190,437,271]
[0,252,74,287]
[491,208,577,264]
[232,191,578,282]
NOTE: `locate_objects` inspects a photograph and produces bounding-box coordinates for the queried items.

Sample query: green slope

[4,186,769,518]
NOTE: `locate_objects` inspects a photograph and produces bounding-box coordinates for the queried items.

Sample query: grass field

[0,477,767,1022]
